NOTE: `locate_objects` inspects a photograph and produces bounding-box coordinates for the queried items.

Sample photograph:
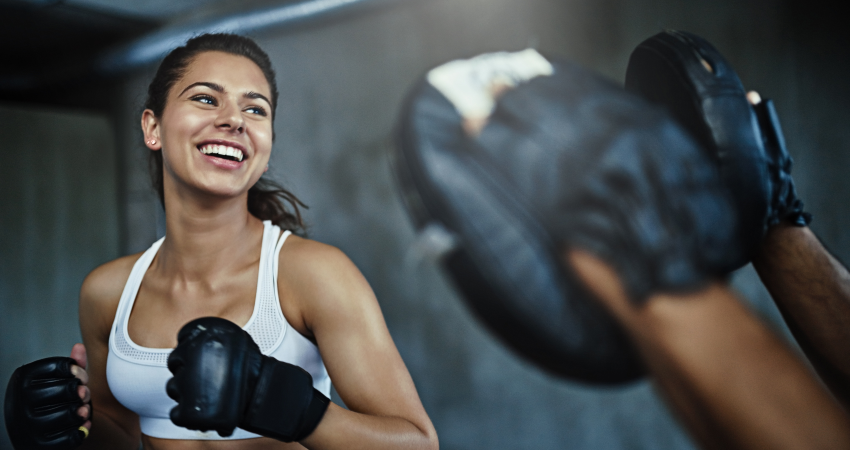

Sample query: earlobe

[141,109,162,151]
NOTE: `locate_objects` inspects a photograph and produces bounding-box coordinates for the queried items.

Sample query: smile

[199,144,244,162]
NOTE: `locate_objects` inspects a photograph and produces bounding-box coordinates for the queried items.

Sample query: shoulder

[79,253,144,341]
[277,235,377,330]
[278,234,360,280]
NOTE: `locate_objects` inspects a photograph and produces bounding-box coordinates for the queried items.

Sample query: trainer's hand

[166,317,329,442]
[4,345,93,450]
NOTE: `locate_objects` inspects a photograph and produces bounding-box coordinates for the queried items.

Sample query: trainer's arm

[752,223,850,406]
[567,249,850,450]
[77,259,142,449]
[278,237,438,450]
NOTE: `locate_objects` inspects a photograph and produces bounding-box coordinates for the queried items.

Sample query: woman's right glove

[4,357,90,450]
[166,317,329,442]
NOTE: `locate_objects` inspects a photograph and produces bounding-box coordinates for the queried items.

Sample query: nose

[214,101,244,134]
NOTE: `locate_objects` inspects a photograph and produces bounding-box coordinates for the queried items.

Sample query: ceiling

[0,0,343,108]
[6,0,225,20]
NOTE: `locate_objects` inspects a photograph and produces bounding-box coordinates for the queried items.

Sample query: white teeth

[199,144,244,162]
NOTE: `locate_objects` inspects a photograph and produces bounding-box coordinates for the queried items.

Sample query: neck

[157,184,264,282]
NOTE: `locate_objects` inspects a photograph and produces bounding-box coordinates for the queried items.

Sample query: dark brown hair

[145,33,306,233]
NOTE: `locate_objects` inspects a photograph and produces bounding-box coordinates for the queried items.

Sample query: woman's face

[148,51,274,202]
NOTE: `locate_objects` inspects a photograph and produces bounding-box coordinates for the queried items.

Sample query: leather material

[4,357,88,450]
[393,58,738,384]
[166,317,328,442]
[626,30,810,268]
[241,361,327,442]
[752,99,812,227]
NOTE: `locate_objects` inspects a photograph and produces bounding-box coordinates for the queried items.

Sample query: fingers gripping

[5,357,90,449]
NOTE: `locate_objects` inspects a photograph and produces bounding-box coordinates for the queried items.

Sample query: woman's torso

[106,221,330,449]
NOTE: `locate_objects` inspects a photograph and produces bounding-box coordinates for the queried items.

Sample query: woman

[73,33,437,449]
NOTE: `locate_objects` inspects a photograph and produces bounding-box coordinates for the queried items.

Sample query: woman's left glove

[166,317,329,442]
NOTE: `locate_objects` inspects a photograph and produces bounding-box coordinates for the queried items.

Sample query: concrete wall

[2,0,848,448]
[0,105,120,449]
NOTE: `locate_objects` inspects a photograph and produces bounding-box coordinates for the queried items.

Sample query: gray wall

[2,0,848,449]
[0,105,120,449]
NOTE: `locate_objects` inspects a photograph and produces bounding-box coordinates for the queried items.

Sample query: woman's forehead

[177,51,271,96]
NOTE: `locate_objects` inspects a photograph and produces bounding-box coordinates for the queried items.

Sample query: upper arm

[78,256,142,442]
[278,238,433,434]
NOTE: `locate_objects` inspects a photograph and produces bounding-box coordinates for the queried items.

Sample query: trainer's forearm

[752,224,850,404]
[624,285,850,450]
[300,403,438,450]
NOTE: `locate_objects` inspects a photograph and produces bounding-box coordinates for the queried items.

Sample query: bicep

[78,269,141,443]
[284,245,430,428]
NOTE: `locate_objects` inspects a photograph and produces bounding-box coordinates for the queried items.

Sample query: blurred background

[0,0,847,448]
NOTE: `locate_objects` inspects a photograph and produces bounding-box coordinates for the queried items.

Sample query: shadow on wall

[0,105,120,450]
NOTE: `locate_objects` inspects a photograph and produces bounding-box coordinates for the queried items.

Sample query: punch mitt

[166,317,329,442]
[394,50,738,384]
[5,357,90,449]
[626,30,811,267]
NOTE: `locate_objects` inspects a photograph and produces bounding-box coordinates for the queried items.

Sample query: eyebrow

[180,82,273,107]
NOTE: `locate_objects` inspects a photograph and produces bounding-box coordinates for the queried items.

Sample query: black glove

[4,357,90,450]
[166,317,329,442]
[626,30,811,267]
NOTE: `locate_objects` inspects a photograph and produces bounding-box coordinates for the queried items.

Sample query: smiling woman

[143,36,304,229]
[3,33,438,450]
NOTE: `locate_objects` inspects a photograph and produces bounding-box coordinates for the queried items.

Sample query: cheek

[161,109,208,146]
[251,126,274,157]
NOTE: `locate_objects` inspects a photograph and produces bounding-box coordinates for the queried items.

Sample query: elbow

[422,430,439,450]
[416,421,439,450]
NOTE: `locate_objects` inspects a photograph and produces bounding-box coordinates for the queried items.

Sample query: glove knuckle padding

[167,317,328,441]
[5,357,87,449]
[394,58,736,384]
[167,317,260,435]
[626,30,809,268]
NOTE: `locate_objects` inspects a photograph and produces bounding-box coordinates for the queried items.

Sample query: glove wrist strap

[293,389,330,442]
[241,358,329,442]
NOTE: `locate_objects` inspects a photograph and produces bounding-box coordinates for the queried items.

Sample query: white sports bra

[106,221,331,440]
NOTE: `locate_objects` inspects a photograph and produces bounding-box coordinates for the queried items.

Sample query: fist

[165,317,263,437]
[4,351,92,450]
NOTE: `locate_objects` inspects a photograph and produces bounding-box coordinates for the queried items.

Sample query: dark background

[1,0,847,448]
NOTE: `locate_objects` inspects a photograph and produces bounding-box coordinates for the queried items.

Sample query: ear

[141,109,162,151]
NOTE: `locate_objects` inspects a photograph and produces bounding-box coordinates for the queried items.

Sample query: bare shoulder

[277,235,378,331]
[278,235,360,280]
[79,253,144,341]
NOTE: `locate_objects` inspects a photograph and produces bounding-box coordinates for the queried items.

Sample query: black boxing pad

[394,52,738,384]
[5,357,88,450]
[626,30,810,267]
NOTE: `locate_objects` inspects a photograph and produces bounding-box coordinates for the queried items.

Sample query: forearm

[626,284,850,450]
[752,224,850,402]
[301,403,438,450]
